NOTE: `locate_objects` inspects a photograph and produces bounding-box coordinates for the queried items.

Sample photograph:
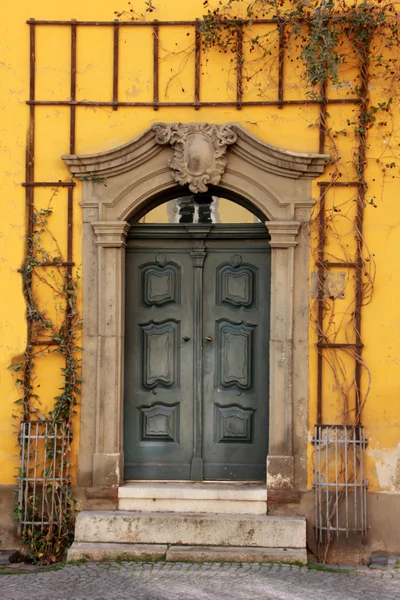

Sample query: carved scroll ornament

[153,123,237,193]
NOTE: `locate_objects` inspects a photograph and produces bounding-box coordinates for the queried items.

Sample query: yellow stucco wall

[1,0,399,492]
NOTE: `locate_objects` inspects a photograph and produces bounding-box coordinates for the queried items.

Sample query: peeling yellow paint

[369,443,400,492]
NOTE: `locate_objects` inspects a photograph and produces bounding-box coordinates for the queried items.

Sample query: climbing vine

[196,2,400,398]
[199,0,400,561]
[11,192,81,564]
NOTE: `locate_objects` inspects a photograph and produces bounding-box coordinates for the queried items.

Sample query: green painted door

[124,244,195,479]
[124,225,270,481]
[202,242,271,480]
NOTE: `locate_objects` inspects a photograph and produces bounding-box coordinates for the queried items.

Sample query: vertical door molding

[92,220,130,486]
[266,221,300,489]
[190,248,207,480]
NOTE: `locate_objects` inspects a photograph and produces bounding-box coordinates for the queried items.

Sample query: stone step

[67,542,167,562]
[118,482,267,514]
[67,542,307,564]
[0,550,19,565]
[166,545,307,564]
[74,510,306,549]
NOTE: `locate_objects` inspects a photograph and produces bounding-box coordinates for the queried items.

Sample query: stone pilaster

[92,221,130,487]
[266,221,300,490]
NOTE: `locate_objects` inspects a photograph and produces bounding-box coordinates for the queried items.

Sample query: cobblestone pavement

[1,561,400,600]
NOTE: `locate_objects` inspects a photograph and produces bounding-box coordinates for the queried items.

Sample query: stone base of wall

[268,490,400,564]
[0,485,118,552]
[0,485,22,550]
[1,484,399,563]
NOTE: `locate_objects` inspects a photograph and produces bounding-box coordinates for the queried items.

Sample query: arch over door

[62,123,327,489]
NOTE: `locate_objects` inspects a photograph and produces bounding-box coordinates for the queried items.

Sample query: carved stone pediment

[153,123,237,193]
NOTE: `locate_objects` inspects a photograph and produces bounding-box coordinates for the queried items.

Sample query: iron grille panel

[18,421,72,534]
[313,425,368,543]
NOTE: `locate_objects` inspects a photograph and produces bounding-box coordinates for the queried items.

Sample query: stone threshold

[118,481,267,514]
[68,542,307,565]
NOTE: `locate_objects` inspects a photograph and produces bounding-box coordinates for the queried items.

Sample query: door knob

[182,336,191,342]
[205,336,213,341]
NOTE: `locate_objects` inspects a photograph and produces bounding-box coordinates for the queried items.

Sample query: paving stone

[387,554,400,566]
[369,551,389,566]
[0,560,400,599]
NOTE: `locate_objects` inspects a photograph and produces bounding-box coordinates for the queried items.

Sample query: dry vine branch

[11,188,82,563]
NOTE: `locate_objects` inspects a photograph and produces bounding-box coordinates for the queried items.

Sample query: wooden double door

[124,224,271,481]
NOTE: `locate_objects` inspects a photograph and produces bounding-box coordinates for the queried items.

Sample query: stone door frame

[62,123,327,491]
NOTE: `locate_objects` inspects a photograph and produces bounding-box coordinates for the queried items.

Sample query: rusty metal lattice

[313,425,368,542]
[24,18,365,387]
[18,421,72,533]
[23,19,368,546]
[26,18,362,111]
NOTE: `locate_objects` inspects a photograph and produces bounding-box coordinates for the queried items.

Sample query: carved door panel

[202,245,271,480]
[124,247,194,480]
[125,225,270,482]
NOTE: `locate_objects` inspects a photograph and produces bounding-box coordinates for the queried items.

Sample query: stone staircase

[68,483,307,563]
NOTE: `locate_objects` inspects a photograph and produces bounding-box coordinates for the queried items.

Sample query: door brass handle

[205,336,213,341]
[182,336,191,342]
